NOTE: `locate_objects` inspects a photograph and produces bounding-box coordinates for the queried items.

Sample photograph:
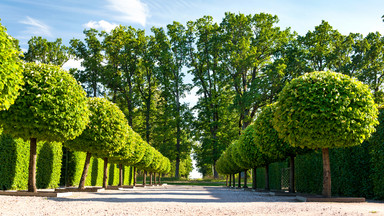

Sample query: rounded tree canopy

[65,97,127,156]
[237,124,266,169]
[274,71,379,149]
[0,62,89,142]
[122,131,146,165]
[255,103,303,161]
[231,140,248,170]
[135,144,155,169]
[0,21,23,110]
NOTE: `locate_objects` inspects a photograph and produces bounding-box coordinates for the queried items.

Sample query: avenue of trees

[1,12,384,181]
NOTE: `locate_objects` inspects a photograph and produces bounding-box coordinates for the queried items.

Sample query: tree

[65,97,127,189]
[0,63,90,192]
[220,12,290,131]
[255,103,309,192]
[187,16,237,178]
[274,71,379,197]
[70,29,104,97]
[23,36,69,66]
[152,23,193,178]
[0,20,23,110]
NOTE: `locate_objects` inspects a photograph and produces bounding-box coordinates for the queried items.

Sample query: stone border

[0,191,72,197]
[55,187,104,193]
[296,196,366,203]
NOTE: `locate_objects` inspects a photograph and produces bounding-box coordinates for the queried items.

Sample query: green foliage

[255,161,286,190]
[368,107,384,199]
[65,97,127,157]
[0,62,90,143]
[274,71,379,149]
[0,134,62,190]
[23,36,69,66]
[237,124,265,169]
[60,149,133,186]
[0,20,23,110]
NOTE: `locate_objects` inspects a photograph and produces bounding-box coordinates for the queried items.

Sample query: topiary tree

[0,20,23,110]
[237,124,267,189]
[274,71,379,197]
[256,103,310,192]
[65,97,127,189]
[0,62,90,192]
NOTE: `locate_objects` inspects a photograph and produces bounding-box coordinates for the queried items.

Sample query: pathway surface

[1,185,383,215]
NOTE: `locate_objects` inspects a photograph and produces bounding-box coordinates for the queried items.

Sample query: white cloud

[83,20,118,32]
[62,58,84,71]
[19,16,52,37]
[106,0,149,26]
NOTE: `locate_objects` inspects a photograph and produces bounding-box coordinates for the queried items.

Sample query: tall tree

[70,29,104,97]
[187,16,237,178]
[152,23,193,178]
[24,36,69,66]
[220,12,290,131]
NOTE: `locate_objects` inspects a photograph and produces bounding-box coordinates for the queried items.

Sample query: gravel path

[1,185,383,215]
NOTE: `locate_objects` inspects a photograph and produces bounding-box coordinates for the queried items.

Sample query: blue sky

[1,0,383,178]
[1,0,384,50]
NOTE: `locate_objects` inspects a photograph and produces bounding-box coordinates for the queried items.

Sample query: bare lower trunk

[213,163,219,179]
[252,168,257,189]
[133,167,137,186]
[175,157,180,178]
[232,174,235,187]
[119,164,123,186]
[243,170,248,188]
[79,152,92,189]
[265,165,270,190]
[28,138,37,193]
[229,174,232,187]
[143,171,147,186]
[322,148,332,197]
[159,173,161,184]
[150,172,153,185]
[237,172,241,188]
[154,173,157,185]
[226,175,228,187]
[289,155,295,193]
[103,158,108,188]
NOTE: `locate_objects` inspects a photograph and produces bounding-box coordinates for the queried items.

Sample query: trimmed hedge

[255,162,287,190]
[60,147,134,187]
[0,134,62,190]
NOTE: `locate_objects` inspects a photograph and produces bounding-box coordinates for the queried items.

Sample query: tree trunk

[252,168,257,189]
[159,173,161,184]
[322,148,332,197]
[229,174,232,187]
[154,173,157,185]
[265,165,270,190]
[226,175,228,187]
[133,167,137,186]
[103,157,108,188]
[175,157,180,179]
[150,172,153,186]
[119,164,123,187]
[238,172,241,188]
[243,170,248,188]
[79,152,92,189]
[28,138,37,193]
[289,155,295,193]
[143,171,147,186]
[213,162,219,179]
[232,174,235,187]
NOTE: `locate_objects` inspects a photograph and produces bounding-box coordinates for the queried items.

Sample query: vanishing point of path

[1,185,383,215]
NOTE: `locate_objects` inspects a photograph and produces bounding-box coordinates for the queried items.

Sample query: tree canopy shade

[0,20,23,110]
[65,97,128,189]
[0,62,90,192]
[274,71,379,197]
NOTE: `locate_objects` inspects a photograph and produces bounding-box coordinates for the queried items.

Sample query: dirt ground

[1,185,383,216]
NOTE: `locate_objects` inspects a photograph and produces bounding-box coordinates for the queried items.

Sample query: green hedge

[255,161,286,190]
[0,134,62,190]
[60,147,134,187]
